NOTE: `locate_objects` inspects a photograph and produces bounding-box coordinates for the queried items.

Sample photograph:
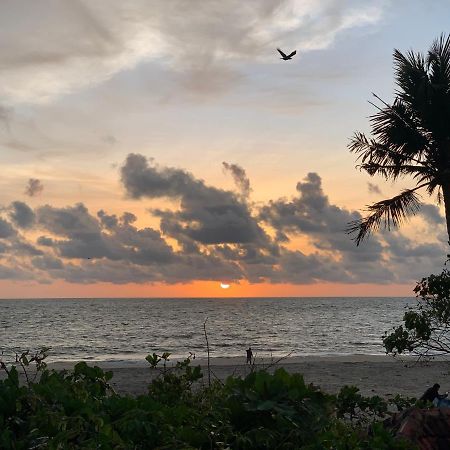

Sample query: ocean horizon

[0,296,414,364]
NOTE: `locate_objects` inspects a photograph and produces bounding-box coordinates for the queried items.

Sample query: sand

[36,354,450,399]
[3,354,450,399]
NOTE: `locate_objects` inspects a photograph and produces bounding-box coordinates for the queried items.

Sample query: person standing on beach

[246,347,253,364]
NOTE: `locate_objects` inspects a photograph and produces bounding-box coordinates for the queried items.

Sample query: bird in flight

[277,48,296,60]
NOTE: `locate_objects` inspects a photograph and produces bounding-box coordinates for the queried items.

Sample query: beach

[40,355,450,398]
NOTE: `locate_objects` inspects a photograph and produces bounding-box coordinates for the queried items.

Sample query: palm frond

[349,35,450,246]
[359,162,430,180]
[370,99,430,158]
[425,178,442,196]
[349,132,430,180]
[346,189,423,246]
[425,34,450,140]
[393,48,428,102]
[428,33,450,85]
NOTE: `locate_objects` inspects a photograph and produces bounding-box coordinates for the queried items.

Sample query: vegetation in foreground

[0,350,417,449]
[384,268,450,360]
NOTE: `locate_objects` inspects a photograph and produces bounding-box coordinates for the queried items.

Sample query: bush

[0,350,415,449]
[384,269,450,359]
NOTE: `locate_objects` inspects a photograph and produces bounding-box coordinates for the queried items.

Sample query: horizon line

[0,295,415,300]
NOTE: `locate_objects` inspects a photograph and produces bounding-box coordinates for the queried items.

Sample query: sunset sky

[0,0,448,298]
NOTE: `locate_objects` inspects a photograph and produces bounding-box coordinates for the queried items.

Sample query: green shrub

[0,350,415,449]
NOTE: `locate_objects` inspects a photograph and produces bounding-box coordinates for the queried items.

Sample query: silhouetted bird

[277,48,296,60]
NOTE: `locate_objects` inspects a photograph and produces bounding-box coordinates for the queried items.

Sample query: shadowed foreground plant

[0,349,415,449]
[384,269,450,360]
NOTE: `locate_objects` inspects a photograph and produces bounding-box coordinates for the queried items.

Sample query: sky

[0,0,448,298]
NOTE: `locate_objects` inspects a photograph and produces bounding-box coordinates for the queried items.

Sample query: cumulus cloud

[25,178,44,197]
[0,218,16,238]
[121,153,267,245]
[8,201,35,228]
[0,156,447,286]
[419,204,444,225]
[258,172,395,281]
[0,0,386,103]
[223,162,251,197]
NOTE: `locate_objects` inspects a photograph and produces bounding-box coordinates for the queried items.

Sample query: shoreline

[45,353,413,369]
[36,354,450,398]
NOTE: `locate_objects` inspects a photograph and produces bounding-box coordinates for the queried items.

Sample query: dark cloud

[367,182,382,195]
[36,203,175,264]
[25,178,44,197]
[0,218,16,238]
[8,201,35,228]
[36,236,54,247]
[0,156,446,286]
[259,172,396,281]
[12,240,43,256]
[31,255,64,271]
[122,153,267,245]
[37,203,100,240]
[383,232,447,281]
[0,264,31,280]
[419,204,444,225]
[97,209,118,229]
[223,162,251,197]
[259,172,366,249]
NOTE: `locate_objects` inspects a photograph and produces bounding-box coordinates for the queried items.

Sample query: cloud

[367,182,382,195]
[8,201,35,228]
[25,178,44,197]
[419,204,444,225]
[35,202,175,265]
[0,218,16,238]
[31,255,64,271]
[223,162,251,197]
[259,172,396,281]
[0,157,446,286]
[121,153,267,245]
[101,135,117,145]
[0,105,12,130]
[0,0,387,103]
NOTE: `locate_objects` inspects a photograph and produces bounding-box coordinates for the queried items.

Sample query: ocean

[0,297,414,364]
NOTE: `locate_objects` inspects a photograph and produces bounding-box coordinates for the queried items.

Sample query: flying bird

[277,48,296,60]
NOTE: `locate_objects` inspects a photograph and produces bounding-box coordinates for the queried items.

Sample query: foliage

[0,350,416,449]
[336,385,388,424]
[384,269,450,358]
[347,34,450,245]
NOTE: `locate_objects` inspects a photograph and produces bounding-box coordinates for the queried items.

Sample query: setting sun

[220,283,230,289]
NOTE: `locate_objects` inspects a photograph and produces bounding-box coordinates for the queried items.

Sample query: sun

[220,283,230,289]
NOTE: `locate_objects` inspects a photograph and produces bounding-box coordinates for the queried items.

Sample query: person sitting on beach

[420,383,450,407]
[246,347,253,364]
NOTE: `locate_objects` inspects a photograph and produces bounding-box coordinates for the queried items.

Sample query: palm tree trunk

[442,185,450,245]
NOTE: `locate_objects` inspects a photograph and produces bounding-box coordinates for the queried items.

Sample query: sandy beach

[2,354,450,399]
[35,355,450,399]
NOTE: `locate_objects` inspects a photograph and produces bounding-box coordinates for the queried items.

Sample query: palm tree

[348,34,450,246]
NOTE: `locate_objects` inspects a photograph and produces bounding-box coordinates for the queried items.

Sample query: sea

[0,297,415,364]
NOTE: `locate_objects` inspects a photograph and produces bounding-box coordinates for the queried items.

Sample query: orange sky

[0,2,448,297]
[0,279,415,299]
